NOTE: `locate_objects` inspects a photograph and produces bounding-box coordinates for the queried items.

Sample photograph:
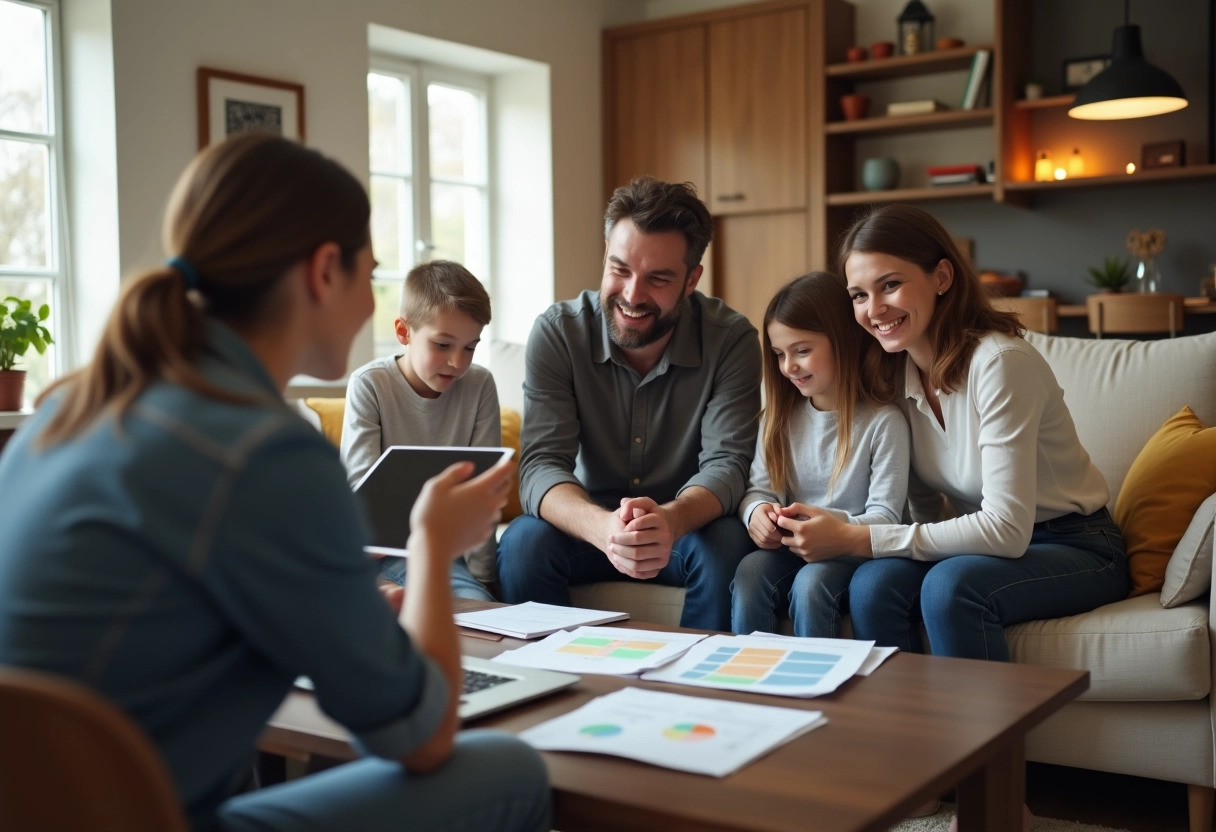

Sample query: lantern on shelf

[897,1,935,56]
[1034,150,1053,182]
[1069,148,1085,177]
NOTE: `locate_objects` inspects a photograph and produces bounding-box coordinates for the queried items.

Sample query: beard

[602,293,683,350]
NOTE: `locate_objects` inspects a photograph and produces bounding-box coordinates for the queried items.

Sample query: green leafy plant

[0,296,53,372]
[1086,257,1132,292]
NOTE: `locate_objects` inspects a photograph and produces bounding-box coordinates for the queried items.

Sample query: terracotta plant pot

[840,93,871,121]
[846,45,868,62]
[936,37,964,50]
[870,41,894,59]
[0,370,26,412]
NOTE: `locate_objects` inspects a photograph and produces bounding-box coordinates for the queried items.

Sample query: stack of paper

[520,687,826,777]
[641,633,888,697]
[455,601,628,639]
[491,626,707,675]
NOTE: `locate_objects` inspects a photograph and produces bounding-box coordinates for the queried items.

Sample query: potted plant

[0,296,54,411]
[1086,257,1132,294]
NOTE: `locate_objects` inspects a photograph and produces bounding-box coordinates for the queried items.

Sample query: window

[368,59,490,357]
[0,0,66,406]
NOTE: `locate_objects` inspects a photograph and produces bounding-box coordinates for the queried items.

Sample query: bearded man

[496,177,760,630]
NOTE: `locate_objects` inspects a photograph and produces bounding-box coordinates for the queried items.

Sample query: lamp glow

[1054,168,1067,180]
[1126,162,1136,173]
[1068,3,1187,121]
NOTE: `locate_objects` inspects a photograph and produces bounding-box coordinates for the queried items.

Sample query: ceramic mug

[862,157,900,191]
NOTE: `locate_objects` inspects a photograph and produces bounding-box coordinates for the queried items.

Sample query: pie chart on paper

[662,722,716,742]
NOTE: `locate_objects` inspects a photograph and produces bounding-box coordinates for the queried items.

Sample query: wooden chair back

[0,665,188,832]
[991,296,1058,334]
[1086,293,1185,338]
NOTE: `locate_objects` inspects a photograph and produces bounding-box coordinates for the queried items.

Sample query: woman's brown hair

[836,203,1022,394]
[38,132,370,444]
[761,272,878,497]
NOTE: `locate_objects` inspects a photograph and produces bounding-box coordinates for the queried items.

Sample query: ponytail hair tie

[168,256,201,291]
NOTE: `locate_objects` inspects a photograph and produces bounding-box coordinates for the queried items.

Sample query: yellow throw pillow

[500,407,524,522]
[304,397,346,447]
[1114,406,1216,597]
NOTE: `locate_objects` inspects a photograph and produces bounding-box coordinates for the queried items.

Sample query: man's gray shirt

[518,289,761,518]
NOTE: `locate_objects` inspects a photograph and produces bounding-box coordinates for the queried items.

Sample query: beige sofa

[535,331,1216,831]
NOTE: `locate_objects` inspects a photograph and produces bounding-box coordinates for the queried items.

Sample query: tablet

[353,445,514,557]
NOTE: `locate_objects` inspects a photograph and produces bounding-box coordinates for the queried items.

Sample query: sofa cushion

[500,407,524,522]
[1161,491,1216,608]
[1022,332,1216,504]
[303,397,346,446]
[1007,593,1209,701]
[1113,406,1216,596]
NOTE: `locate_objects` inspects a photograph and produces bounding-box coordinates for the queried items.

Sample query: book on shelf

[961,49,992,110]
[929,172,984,186]
[886,98,949,117]
[1021,289,1052,298]
[927,164,985,178]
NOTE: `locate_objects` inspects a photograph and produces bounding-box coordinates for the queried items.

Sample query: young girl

[731,272,910,638]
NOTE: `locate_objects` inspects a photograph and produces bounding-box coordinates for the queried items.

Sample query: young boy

[341,260,500,600]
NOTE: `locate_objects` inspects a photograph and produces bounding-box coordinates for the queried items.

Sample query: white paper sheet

[519,686,826,777]
[744,631,898,677]
[640,633,874,697]
[454,601,629,639]
[491,626,707,675]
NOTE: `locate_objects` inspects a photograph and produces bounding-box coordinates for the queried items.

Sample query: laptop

[352,445,514,557]
[295,656,578,721]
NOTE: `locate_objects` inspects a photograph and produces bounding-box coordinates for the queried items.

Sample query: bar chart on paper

[641,634,873,697]
[558,636,667,660]
[491,626,708,675]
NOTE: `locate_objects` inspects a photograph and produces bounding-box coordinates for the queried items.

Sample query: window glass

[0,140,49,269]
[0,2,48,133]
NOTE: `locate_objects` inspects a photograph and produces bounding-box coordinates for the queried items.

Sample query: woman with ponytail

[0,133,549,832]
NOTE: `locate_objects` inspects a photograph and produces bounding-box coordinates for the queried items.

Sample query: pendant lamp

[1068,0,1187,120]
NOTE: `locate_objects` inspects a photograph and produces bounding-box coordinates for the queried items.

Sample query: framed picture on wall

[196,67,305,150]
[1062,55,1110,92]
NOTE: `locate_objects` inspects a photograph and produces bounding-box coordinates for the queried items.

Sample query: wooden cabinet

[604,0,834,328]
[605,26,708,199]
[707,7,807,214]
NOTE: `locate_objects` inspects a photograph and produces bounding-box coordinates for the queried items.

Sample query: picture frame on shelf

[196,67,305,150]
[1062,55,1110,92]
[1141,140,1186,169]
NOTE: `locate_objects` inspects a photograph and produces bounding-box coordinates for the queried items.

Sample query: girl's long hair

[836,204,1022,394]
[762,271,878,496]
[37,132,369,445]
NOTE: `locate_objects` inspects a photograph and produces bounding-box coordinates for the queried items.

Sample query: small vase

[862,158,900,191]
[1135,257,1161,294]
[0,370,26,412]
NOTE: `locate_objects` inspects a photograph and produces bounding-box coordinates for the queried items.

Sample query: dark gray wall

[917,0,1216,336]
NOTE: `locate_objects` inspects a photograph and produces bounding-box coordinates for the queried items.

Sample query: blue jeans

[848,508,1128,660]
[497,514,752,631]
[378,555,494,602]
[217,730,550,832]
[731,549,868,637]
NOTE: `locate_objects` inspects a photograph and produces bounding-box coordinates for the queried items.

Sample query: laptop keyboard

[463,667,514,695]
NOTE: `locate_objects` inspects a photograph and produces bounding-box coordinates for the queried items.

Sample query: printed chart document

[746,631,899,677]
[454,602,629,640]
[491,626,707,676]
[520,687,826,777]
[640,634,874,697]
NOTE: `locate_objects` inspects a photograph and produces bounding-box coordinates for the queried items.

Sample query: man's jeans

[498,514,752,631]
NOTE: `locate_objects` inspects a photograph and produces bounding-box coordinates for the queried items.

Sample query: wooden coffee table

[260,614,1085,832]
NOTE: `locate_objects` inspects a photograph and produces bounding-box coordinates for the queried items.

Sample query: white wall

[68,0,646,364]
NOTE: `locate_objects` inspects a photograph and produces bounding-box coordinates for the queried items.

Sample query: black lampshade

[898,0,933,23]
[1069,24,1187,119]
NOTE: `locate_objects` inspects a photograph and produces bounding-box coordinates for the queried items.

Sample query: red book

[926,164,985,177]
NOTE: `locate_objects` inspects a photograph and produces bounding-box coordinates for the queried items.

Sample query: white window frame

[0,0,72,372]
[368,55,492,353]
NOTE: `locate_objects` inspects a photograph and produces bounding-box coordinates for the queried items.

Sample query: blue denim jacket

[0,322,447,826]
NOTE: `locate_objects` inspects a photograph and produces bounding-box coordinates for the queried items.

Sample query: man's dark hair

[604,177,712,275]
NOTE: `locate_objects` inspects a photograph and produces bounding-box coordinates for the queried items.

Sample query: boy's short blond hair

[399,260,492,326]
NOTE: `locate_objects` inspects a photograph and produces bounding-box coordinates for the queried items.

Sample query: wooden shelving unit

[825,44,989,81]
[827,183,995,206]
[825,108,994,135]
[1013,93,1074,110]
[1003,163,1216,192]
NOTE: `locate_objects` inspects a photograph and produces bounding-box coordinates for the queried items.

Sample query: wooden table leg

[954,736,1025,832]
